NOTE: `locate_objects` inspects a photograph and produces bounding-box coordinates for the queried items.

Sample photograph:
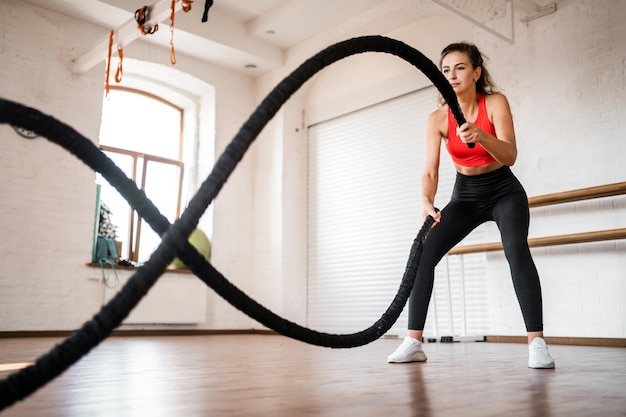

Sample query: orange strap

[170,0,193,64]
[115,46,124,83]
[169,0,177,64]
[105,30,114,96]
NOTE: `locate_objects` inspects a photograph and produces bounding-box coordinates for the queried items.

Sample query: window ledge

[86,262,195,274]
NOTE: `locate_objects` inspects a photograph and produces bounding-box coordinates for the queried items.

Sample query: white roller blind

[306,87,489,338]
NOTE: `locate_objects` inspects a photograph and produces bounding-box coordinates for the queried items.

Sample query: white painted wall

[1,0,624,338]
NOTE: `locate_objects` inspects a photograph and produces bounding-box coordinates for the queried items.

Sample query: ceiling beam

[71,0,283,75]
[172,3,283,68]
[72,0,182,74]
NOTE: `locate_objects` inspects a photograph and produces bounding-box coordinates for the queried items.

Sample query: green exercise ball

[170,228,211,269]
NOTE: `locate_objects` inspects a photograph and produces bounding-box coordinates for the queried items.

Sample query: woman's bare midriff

[454,160,505,176]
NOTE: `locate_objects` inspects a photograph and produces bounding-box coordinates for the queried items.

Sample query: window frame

[99,86,185,263]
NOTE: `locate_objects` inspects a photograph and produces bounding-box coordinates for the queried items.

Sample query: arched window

[98,87,185,263]
[94,58,215,266]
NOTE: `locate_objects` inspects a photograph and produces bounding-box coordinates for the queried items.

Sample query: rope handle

[421,208,440,234]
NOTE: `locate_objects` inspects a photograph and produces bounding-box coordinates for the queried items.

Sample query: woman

[387,42,554,369]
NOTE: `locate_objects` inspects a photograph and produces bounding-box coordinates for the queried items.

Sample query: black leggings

[408,166,543,332]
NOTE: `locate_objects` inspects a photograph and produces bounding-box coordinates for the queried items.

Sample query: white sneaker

[528,337,555,369]
[387,336,427,363]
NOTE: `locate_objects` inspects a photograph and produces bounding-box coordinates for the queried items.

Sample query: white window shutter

[306,87,489,339]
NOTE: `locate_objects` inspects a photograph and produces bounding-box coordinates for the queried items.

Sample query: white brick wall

[0,0,257,332]
[0,0,105,331]
[473,0,626,338]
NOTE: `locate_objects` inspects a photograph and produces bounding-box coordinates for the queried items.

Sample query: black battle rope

[0,35,463,410]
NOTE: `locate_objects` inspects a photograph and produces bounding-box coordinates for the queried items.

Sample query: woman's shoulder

[427,105,448,126]
[483,93,509,106]
[483,93,511,115]
[429,105,448,119]
[426,105,448,137]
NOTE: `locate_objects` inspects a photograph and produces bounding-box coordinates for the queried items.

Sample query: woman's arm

[421,109,444,223]
[458,93,518,166]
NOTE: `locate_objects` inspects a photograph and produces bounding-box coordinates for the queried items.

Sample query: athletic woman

[387,42,555,369]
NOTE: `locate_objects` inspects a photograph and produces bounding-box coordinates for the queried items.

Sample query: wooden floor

[1,335,625,417]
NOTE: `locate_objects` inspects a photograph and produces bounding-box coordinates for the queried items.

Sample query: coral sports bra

[446,94,496,167]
